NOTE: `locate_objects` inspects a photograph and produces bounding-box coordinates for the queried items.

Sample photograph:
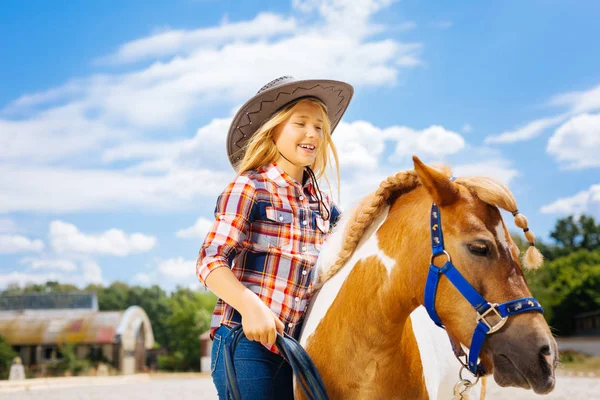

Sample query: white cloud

[462,123,472,133]
[453,160,519,186]
[158,257,196,280]
[21,258,78,271]
[82,260,103,284]
[485,83,600,146]
[0,234,44,254]
[0,164,232,213]
[0,259,104,288]
[431,20,453,29]
[484,115,566,144]
[0,102,130,164]
[333,121,388,170]
[332,121,465,171]
[98,13,298,65]
[0,1,424,214]
[0,217,17,234]
[132,273,153,286]
[541,184,600,216]
[177,217,214,240]
[547,113,600,169]
[49,220,156,256]
[549,83,600,115]
[391,125,465,158]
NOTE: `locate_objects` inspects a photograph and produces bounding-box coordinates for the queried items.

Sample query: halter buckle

[430,250,451,265]
[477,303,508,334]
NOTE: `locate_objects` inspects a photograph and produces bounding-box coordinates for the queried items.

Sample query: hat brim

[227,79,353,170]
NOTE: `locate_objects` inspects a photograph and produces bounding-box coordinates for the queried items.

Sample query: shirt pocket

[312,212,330,252]
[251,205,293,251]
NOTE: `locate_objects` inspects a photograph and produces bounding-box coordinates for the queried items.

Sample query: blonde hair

[236,98,341,198]
[319,169,543,284]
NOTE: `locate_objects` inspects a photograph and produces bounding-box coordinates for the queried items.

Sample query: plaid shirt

[196,162,340,352]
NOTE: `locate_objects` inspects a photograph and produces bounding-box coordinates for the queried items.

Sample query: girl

[196,76,353,399]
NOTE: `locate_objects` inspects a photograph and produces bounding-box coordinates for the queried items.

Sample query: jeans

[211,324,294,400]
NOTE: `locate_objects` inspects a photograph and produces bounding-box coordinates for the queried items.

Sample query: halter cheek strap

[424,199,544,377]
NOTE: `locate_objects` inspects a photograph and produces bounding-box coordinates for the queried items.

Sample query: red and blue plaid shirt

[196,162,340,351]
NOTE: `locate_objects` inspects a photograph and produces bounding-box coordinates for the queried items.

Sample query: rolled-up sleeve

[196,175,256,287]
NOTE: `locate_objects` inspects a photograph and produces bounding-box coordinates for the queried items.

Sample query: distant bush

[0,335,17,380]
[157,351,186,371]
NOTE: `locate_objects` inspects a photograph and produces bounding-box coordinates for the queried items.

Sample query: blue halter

[424,195,543,377]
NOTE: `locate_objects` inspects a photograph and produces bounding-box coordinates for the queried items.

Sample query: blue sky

[1,0,599,291]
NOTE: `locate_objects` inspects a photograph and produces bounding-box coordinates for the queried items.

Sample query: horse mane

[318,167,543,285]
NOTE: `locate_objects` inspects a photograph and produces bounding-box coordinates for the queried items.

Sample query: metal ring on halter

[459,366,481,386]
[430,250,451,265]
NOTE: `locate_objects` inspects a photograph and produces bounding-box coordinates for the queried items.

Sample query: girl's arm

[196,175,283,345]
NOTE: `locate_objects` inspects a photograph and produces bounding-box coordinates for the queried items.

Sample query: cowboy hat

[227,76,354,170]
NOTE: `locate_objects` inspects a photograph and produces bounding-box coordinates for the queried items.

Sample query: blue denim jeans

[211,324,294,400]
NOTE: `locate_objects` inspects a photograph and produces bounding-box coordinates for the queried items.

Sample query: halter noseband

[423,184,543,377]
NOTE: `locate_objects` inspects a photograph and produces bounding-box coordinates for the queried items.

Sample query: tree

[163,288,214,370]
[0,335,17,379]
[524,249,600,335]
[545,214,600,260]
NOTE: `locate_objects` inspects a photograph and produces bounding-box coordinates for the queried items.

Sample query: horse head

[306,156,557,398]
[399,156,557,394]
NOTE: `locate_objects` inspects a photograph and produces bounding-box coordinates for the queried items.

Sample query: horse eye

[468,243,490,257]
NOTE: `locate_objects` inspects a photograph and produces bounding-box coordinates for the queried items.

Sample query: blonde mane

[318,168,543,285]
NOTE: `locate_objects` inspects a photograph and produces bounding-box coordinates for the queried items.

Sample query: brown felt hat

[227,76,354,171]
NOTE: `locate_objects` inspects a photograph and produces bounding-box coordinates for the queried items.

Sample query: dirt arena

[2,373,599,399]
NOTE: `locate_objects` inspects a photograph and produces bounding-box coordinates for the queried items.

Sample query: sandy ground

[2,374,599,399]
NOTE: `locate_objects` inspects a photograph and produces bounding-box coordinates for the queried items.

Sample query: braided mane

[318,168,543,285]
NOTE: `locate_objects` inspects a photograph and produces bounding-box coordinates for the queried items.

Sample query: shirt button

[302,246,307,252]
[288,323,294,328]
[302,270,308,275]
[279,216,284,221]
[302,220,308,226]
[299,196,304,201]
[295,297,300,302]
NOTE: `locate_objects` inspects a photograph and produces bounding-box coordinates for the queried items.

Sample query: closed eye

[468,242,490,257]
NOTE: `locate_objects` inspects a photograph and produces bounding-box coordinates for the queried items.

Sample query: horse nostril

[539,345,553,373]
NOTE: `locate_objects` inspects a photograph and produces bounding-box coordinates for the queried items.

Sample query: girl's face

[272,101,325,170]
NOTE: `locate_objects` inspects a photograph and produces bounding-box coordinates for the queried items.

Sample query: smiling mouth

[298,144,316,153]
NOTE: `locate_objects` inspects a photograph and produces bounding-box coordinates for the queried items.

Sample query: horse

[297,156,558,399]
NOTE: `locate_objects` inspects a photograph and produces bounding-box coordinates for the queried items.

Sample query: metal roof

[0,293,98,312]
[0,309,123,345]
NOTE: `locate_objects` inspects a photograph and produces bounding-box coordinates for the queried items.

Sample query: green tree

[525,250,600,335]
[163,288,215,370]
[0,335,17,379]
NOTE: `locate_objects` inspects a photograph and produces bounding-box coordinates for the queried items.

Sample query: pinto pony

[298,156,557,399]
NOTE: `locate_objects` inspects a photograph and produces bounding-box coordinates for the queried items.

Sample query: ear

[413,155,459,206]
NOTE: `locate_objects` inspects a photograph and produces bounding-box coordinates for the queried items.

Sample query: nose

[539,344,555,374]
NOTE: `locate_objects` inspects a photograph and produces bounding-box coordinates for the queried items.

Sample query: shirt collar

[263,162,315,192]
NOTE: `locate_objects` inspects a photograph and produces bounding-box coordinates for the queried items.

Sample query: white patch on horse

[299,206,393,348]
[495,220,509,253]
[410,306,482,399]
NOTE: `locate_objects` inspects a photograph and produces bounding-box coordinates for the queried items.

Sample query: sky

[1,0,600,292]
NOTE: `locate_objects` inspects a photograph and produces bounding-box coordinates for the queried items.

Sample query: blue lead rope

[223,324,329,400]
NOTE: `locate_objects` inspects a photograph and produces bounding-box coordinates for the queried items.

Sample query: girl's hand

[239,298,285,345]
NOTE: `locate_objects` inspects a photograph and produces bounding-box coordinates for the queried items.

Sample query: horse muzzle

[486,319,558,394]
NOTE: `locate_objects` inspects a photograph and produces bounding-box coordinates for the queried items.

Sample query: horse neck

[301,190,433,398]
[378,186,434,315]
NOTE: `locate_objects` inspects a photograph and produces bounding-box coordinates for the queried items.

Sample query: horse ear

[412,155,459,206]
